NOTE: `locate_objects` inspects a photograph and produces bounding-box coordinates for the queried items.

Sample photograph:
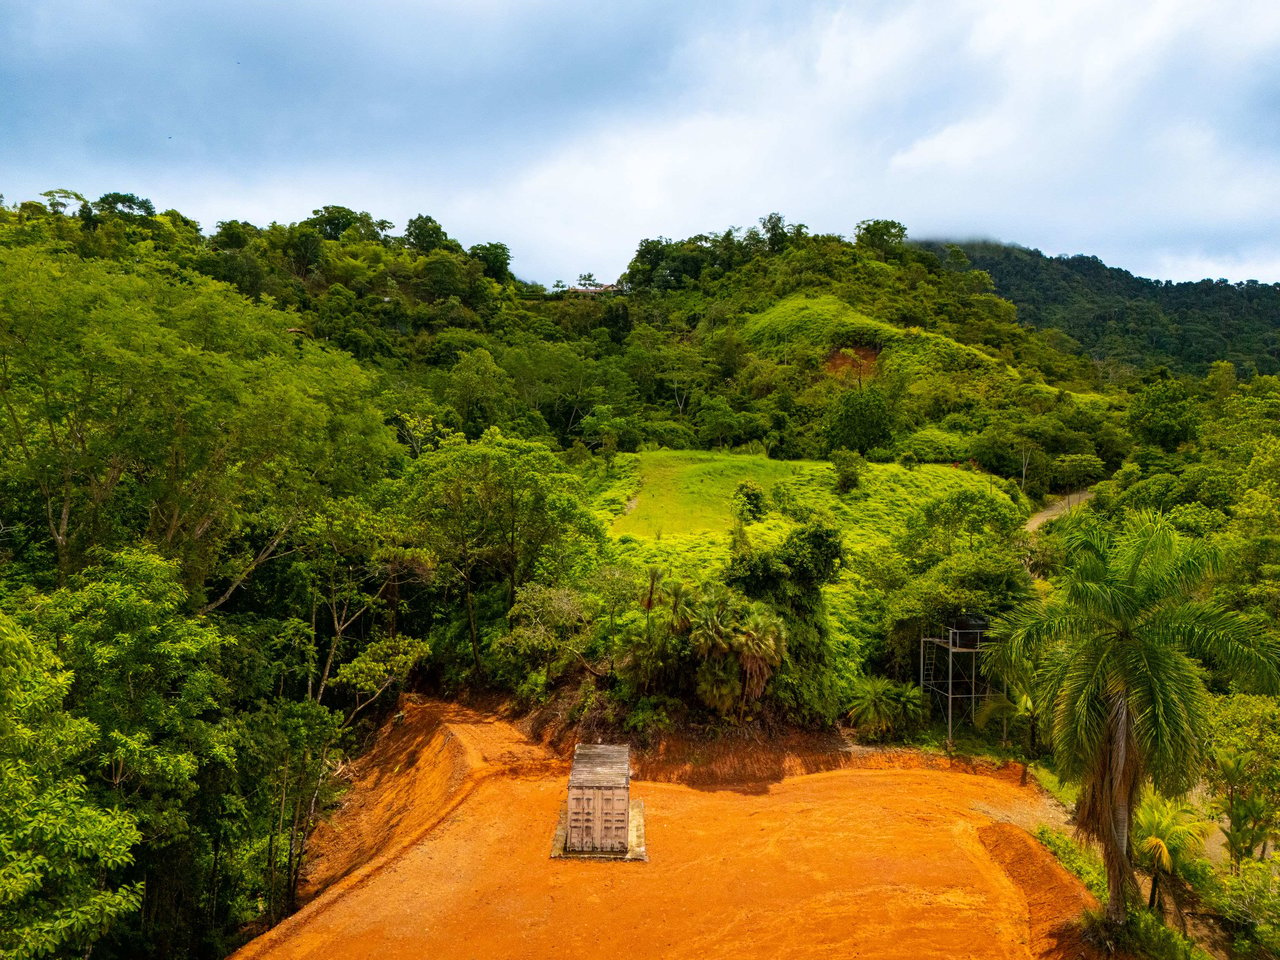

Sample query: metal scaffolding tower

[919,624,988,745]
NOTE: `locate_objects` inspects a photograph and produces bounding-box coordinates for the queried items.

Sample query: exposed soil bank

[234,700,1097,960]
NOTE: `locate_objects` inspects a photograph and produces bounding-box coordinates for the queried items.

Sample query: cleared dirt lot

[234,701,1095,960]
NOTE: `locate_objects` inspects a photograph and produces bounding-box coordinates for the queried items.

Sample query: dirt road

[234,701,1094,960]
[1025,491,1095,532]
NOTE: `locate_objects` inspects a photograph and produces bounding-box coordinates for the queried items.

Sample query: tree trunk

[464,576,481,674]
[1104,695,1136,924]
[1148,869,1160,912]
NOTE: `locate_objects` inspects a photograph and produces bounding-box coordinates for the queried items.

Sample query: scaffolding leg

[947,646,953,749]
[972,655,977,721]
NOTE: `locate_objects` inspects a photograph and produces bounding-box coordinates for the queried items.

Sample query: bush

[1035,827,1108,900]
[731,480,766,522]
[846,675,924,741]
[622,695,679,745]
[1081,910,1212,960]
[895,449,919,470]
[1039,827,1214,960]
[896,428,971,464]
[1205,860,1280,955]
[830,448,865,494]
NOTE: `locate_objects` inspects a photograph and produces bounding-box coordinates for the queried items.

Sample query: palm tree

[687,586,736,659]
[847,676,924,741]
[975,687,1036,750]
[1132,793,1211,913]
[986,512,1280,924]
[976,646,1040,752]
[736,608,786,709]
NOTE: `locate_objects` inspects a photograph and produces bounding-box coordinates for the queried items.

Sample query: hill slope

[926,240,1280,374]
[594,450,1024,663]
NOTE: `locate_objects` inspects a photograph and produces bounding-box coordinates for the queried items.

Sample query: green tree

[0,613,142,959]
[0,246,394,594]
[404,214,461,254]
[987,513,1280,923]
[31,548,230,950]
[1052,453,1105,495]
[853,219,907,260]
[1132,793,1210,913]
[444,348,519,437]
[1128,379,1197,451]
[830,448,865,494]
[826,387,894,454]
[731,480,766,523]
[847,676,924,741]
[1205,696,1280,861]
[406,431,603,672]
[897,488,1024,566]
[468,242,512,283]
[1213,750,1272,870]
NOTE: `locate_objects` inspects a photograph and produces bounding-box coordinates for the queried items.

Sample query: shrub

[846,675,924,741]
[1205,859,1280,954]
[896,428,971,464]
[830,448,865,494]
[732,480,766,523]
[1039,827,1215,960]
[895,449,919,470]
[1036,827,1107,899]
[622,695,679,745]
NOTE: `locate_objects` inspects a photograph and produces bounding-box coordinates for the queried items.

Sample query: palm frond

[1147,601,1280,694]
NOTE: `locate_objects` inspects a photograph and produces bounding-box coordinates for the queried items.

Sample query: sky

[4,0,1280,285]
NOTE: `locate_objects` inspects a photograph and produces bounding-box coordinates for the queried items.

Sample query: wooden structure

[919,616,990,745]
[566,744,630,854]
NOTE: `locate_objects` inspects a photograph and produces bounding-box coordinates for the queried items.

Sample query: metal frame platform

[919,627,988,745]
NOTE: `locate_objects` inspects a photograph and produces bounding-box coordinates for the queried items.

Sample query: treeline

[0,189,1277,958]
[928,239,1280,375]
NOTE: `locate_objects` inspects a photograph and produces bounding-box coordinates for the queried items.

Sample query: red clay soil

[825,345,879,381]
[234,700,1100,960]
[295,698,563,904]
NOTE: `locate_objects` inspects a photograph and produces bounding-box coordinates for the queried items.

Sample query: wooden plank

[569,744,630,788]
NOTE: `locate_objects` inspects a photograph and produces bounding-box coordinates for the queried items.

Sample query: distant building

[563,284,621,296]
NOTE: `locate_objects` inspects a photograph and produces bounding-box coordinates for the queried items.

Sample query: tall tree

[0,613,142,959]
[405,430,603,672]
[987,513,1280,923]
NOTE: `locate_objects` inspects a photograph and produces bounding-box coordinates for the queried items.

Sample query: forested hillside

[2,192,1280,959]
[925,239,1280,375]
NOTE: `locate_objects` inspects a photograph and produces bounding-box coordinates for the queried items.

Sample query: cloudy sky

[4,0,1280,284]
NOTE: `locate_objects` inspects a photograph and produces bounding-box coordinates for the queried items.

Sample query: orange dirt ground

[234,698,1098,960]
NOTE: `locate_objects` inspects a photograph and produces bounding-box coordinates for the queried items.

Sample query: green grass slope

[596,449,1018,662]
[740,293,1012,378]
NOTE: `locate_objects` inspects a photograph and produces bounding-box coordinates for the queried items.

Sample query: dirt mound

[980,823,1101,959]
[236,701,1094,960]
[300,699,470,901]
[825,345,879,380]
[235,698,562,959]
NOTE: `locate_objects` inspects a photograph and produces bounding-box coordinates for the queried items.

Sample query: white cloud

[9,0,1280,283]
[1149,249,1280,284]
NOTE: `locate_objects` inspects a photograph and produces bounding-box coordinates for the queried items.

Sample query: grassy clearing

[596,449,1011,659]
[611,451,801,540]
[607,449,1005,549]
